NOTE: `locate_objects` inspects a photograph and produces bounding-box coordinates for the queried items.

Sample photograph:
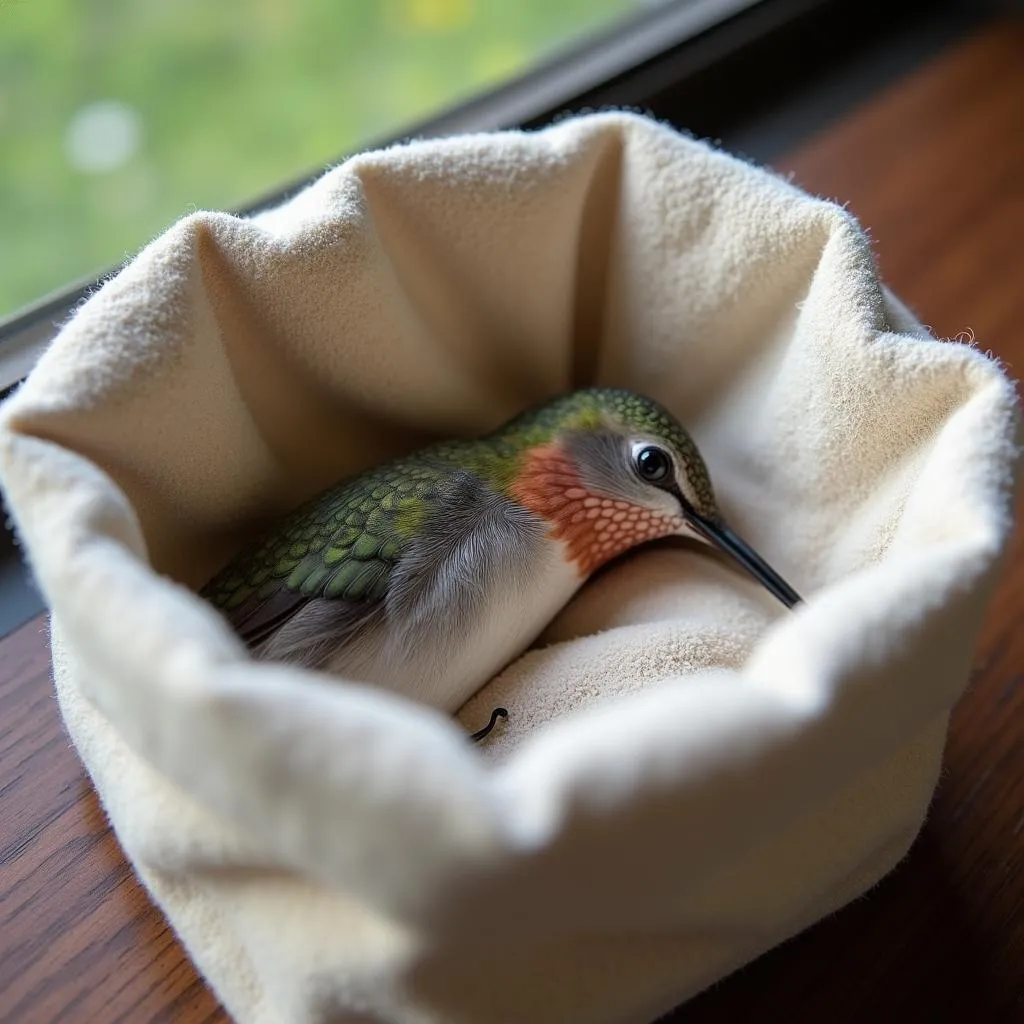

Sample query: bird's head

[503,388,801,608]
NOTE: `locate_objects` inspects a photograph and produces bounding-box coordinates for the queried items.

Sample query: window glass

[1,0,648,319]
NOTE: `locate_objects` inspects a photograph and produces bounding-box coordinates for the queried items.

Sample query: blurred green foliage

[0,0,640,319]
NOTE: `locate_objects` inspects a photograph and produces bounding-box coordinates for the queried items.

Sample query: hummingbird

[201,388,800,737]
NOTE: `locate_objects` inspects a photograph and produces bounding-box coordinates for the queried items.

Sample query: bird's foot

[469,707,508,742]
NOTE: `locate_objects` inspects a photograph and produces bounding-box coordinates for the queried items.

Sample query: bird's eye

[634,445,671,483]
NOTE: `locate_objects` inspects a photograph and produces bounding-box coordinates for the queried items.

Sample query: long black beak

[687,513,802,609]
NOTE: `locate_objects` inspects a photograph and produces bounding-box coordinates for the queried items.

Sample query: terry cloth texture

[0,112,1018,1024]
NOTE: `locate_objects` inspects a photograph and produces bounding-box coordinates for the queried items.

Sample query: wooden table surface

[2,19,1022,1024]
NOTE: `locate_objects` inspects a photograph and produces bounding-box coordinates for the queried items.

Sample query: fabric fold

[0,112,1017,1024]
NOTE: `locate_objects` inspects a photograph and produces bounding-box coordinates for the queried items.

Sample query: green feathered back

[201,388,712,637]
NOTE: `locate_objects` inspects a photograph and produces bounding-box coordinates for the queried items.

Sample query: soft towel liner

[0,113,1017,1024]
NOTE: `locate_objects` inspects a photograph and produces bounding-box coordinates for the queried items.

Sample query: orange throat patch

[509,443,684,577]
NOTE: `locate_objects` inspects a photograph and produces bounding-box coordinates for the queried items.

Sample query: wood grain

[1,19,1022,1024]
[0,620,225,1023]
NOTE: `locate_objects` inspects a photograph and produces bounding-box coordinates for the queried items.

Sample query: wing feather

[202,455,458,658]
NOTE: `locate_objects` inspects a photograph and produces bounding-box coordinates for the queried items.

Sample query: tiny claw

[470,707,508,742]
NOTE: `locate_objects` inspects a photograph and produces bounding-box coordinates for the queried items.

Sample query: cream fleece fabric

[0,112,1018,1024]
